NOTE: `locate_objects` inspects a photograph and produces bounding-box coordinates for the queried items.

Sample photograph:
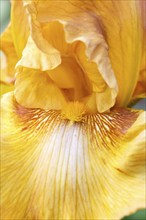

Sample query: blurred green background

[0,0,145,219]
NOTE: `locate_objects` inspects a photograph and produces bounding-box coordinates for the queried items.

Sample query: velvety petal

[1,93,145,220]
[0,24,18,83]
[24,0,118,112]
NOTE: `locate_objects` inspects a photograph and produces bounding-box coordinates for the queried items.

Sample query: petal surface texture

[1,93,145,220]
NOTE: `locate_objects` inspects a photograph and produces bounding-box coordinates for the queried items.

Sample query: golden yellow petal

[11,0,29,57]
[1,93,145,220]
[24,0,118,112]
[0,24,18,83]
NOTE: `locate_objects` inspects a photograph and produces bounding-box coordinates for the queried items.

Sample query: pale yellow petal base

[1,93,145,220]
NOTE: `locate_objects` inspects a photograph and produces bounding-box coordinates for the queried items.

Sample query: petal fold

[16,35,61,71]
[24,0,118,112]
[1,93,145,220]
[24,0,144,108]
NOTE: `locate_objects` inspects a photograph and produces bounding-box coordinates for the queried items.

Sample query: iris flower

[0,0,146,219]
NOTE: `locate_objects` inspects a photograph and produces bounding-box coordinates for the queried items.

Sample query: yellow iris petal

[24,0,119,112]
[24,0,144,109]
[1,93,145,220]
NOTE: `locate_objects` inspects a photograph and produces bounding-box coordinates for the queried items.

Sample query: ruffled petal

[16,35,61,71]
[24,0,144,108]
[24,0,118,112]
[1,93,145,220]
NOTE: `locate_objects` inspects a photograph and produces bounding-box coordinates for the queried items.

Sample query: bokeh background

[0,0,145,219]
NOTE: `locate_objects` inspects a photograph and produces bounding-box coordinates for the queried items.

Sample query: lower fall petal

[1,93,145,220]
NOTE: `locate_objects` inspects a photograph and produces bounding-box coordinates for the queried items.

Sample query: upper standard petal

[22,0,119,113]
[24,0,143,109]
